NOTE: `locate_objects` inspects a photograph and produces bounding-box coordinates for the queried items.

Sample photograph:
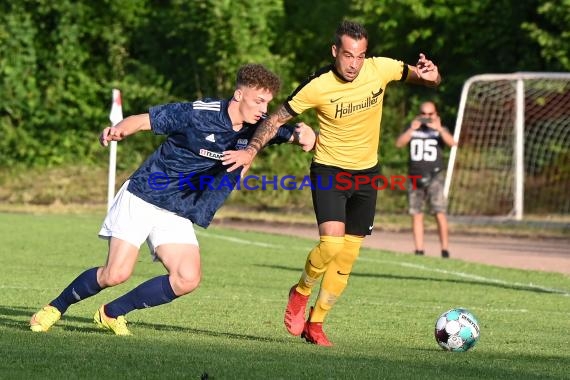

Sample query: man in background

[396,101,456,258]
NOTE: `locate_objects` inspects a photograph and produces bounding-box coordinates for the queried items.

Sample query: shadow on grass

[257,264,569,295]
[2,307,569,379]
[0,305,288,343]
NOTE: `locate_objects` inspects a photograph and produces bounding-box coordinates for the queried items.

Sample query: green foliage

[130,0,290,100]
[1,0,568,213]
[278,0,354,82]
[522,0,570,70]
[0,0,168,166]
[353,0,551,118]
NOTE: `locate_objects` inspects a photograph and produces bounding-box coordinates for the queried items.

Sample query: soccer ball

[434,308,480,352]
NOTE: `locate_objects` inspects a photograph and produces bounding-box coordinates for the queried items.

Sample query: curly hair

[236,64,281,97]
[334,20,368,47]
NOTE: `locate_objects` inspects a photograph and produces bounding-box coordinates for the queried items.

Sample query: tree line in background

[1,0,568,174]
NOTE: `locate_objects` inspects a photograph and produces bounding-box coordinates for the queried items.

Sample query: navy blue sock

[50,267,102,314]
[105,275,178,318]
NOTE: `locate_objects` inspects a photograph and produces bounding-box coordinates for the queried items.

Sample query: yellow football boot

[93,305,132,336]
[30,305,61,332]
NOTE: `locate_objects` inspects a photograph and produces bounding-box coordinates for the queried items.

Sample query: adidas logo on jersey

[205,134,216,142]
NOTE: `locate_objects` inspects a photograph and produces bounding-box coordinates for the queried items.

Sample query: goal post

[444,72,570,220]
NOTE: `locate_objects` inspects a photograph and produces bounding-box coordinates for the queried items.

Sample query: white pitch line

[358,257,570,296]
[199,232,277,248]
[199,230,570,297]
[197,230,308,250]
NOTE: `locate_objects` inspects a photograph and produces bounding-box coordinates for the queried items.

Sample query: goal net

[444,73,570,220]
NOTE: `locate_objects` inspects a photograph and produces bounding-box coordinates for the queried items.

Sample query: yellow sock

[297,236,345,296]
[311,234,363,322]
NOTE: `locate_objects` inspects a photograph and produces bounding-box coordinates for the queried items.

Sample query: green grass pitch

[1,212,569,379]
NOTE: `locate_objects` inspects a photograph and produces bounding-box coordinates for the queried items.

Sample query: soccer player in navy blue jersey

[30,64,316,335]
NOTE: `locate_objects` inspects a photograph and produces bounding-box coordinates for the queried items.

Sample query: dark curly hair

[334,20,368,48]
[236,64,281,97]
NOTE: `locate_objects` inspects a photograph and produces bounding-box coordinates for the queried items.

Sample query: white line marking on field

[198,231,309,250]
[358,257,570,296]
[198,231,278,248]
[198,230,570,297]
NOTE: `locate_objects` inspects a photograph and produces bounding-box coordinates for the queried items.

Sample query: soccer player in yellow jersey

[223,20,441,346]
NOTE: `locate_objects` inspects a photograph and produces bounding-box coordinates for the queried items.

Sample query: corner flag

[107,89,123,211]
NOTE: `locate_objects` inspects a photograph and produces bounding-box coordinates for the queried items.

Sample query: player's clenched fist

[99,127,126,147]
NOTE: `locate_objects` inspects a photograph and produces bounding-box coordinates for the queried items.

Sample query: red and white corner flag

[107,89,123,211]
[110,89,123,126]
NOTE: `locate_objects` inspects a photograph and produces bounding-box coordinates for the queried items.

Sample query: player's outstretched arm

[99,113,151,147]
[406,53,441,88]
[223,104,294,173]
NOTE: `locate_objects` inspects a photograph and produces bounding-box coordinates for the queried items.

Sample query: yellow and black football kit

[287,57,410,325]
[285,57,408,234]
[285,57,407,171]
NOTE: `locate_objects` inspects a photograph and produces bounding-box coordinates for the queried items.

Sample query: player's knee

[336,251,358,271]
[336,235,363,272]
[99,267,132,287]
[171,269,201,295]
[317,236,345,264]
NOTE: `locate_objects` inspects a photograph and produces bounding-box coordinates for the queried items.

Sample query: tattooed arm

[223,104,294,174]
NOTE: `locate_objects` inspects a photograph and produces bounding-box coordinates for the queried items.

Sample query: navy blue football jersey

[127,98,295,227]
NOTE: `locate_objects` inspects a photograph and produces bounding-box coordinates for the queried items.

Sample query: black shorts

[310,162,379,236]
